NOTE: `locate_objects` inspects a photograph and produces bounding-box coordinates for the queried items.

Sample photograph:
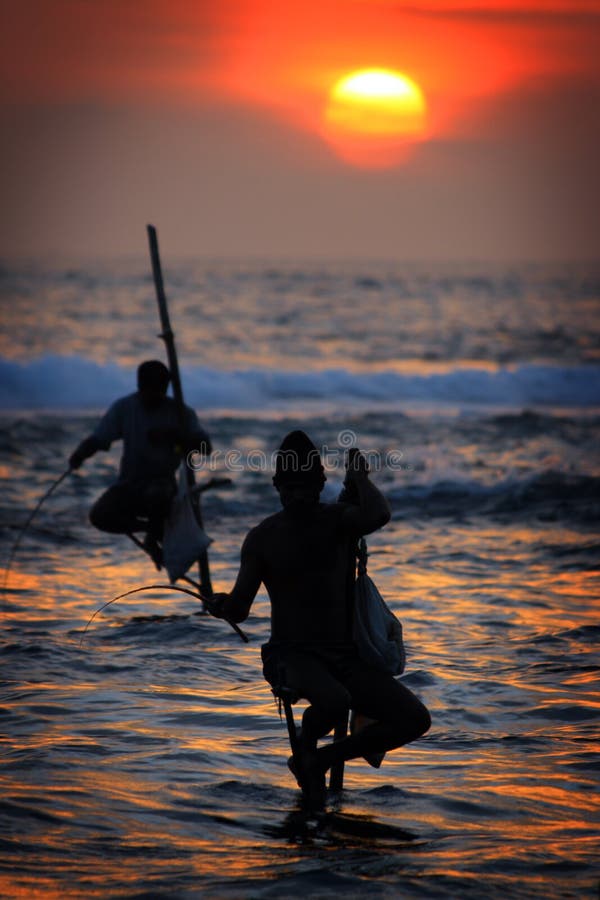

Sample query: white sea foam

[0,354,599,411]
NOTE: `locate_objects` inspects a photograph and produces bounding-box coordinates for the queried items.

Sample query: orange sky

[215,2,598,124]
[1,0,599,258]
[4,1,599,124]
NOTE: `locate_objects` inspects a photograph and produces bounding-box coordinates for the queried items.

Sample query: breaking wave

[387,471,600,520]
[0,355,599,411]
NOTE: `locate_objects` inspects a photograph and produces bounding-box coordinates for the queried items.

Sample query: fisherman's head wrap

[137,360,170,392]
[273,430,326,490]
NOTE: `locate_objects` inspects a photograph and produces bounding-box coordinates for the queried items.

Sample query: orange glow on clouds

[211,0,600,167]
[2,0,600,169]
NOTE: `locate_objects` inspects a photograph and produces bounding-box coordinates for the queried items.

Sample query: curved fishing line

[2,469,71,596]
[80,583,249,645]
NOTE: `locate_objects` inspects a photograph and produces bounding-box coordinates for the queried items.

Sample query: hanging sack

[350,537,406,769]
[353,538,406,676]
[162,467,212,584]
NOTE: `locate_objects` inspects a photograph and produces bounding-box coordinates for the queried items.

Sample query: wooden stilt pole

[146,224,213,597]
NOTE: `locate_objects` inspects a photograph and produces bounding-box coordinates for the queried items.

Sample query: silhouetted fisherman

[68,360,211,564]
[211,430,430,808]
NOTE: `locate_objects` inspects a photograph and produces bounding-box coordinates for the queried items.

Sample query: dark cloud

[405,5,600,26]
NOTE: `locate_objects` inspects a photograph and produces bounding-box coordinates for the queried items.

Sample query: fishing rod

[127,529,223,607]
[77,532,248,646]
[2,468,71,594]
[79,583,249,645]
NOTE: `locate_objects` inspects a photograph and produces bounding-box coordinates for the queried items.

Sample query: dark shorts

[261,641,424,727]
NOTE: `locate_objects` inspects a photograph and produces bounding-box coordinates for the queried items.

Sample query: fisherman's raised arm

[210,528,263,623]
[341,448,391,535]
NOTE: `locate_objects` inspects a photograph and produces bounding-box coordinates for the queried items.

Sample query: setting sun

[327,69,427,135]
[324,68,428,168]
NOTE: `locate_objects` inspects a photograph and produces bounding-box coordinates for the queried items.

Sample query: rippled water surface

[1,260,599,898]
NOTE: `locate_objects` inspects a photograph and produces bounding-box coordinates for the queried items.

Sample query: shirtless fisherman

[210,430,430,807]
[68,359,211,564]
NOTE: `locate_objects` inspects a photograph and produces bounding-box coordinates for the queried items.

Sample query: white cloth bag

[162,468,212,583]
[353,541,406,676]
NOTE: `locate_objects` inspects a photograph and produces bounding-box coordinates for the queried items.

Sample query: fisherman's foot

[142,534,163,570]
[288,748,327,811]
[286,729,314,788]
[363,750,385,769]
[302,751,327,812]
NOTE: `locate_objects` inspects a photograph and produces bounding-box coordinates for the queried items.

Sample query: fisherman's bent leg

[140,476,176,539]
[89,484,139,534]
[317,664,431,769]
[264,648,351,750]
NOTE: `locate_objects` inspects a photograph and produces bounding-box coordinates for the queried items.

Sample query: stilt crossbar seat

[273,685,348,792]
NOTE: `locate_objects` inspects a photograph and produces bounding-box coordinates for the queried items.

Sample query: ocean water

[1,258,599,898]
